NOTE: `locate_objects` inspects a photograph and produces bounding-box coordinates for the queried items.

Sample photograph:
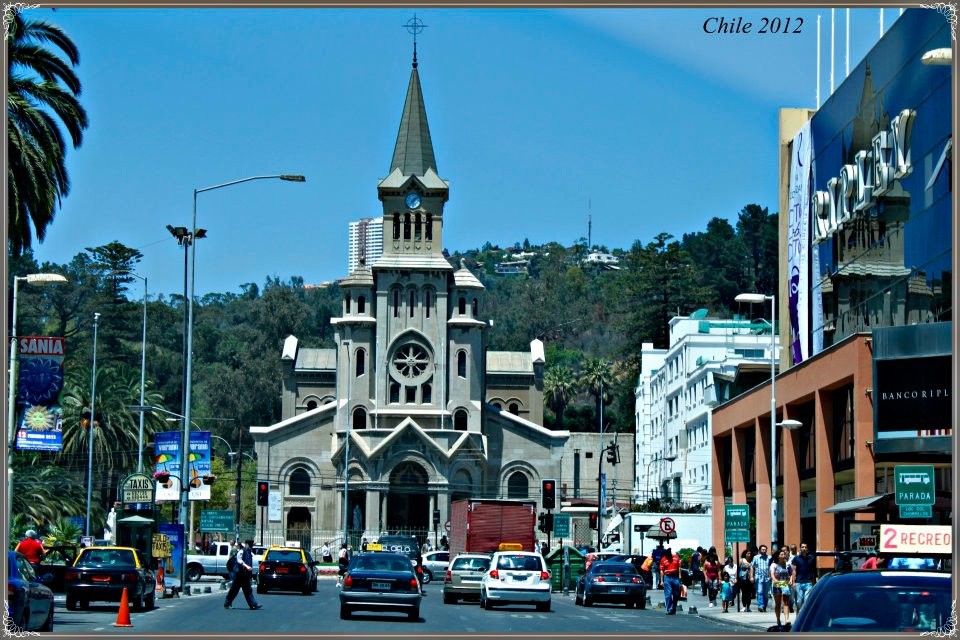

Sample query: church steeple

[389,62,437,177]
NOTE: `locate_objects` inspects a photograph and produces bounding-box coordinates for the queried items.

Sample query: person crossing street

[224,540,262,610]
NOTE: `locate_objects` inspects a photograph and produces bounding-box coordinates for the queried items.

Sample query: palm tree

[11,453,93,532]
[7,10,88,257]
[543,366,577,430]
[579,358,614,432]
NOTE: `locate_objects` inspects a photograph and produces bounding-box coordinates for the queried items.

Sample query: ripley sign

[811,108,915,243]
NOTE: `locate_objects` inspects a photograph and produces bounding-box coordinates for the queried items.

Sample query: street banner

[188,431,212,501]
[154,431,181,502]
[787,122,812,364]
[158,523,184,579]
[15,336,65,452]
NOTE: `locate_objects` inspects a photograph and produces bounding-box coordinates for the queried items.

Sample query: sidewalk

[645,584,784,632]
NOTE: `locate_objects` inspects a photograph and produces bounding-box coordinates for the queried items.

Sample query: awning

[823,494,890,513]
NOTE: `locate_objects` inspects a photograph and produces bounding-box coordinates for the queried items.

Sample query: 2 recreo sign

[879,524,951,554]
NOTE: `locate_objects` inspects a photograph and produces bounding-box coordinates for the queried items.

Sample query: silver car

[442,553,490,604]
[421,551,450,584]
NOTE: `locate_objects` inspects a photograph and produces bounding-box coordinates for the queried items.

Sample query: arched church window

[414,213,422,240]
[422,383,431,404]
[390,382,400,403]
[404,213,411,240]
[393,213,400,240]
[406,386,416,403]
[352,407,367,430]
[357,296,365,314]
[306,400,318,411]
[457,351,467,378]
[492,402,502,410]
[345,294,351,314]
[356,349,365,377]
[507,472,529,499]
[454,409,468,431]
[509,403,519,415]
[425,290,431,318]
[393,289,400,318]
[289,468,311,496]
[425,213,433,241]
[472,298,479,317]
[409,289,415,317]
[458,296,466,315]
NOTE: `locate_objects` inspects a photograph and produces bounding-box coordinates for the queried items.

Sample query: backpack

[226,554,237,572]
[738,563,750,581]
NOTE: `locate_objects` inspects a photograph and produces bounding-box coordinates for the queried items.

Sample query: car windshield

[453,557,490,571]
[78,549,135,567]
[497,555,542,571]
[266,550,303,563]
[804,583,952,632]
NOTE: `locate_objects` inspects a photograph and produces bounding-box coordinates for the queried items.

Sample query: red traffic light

[256,480,270,506]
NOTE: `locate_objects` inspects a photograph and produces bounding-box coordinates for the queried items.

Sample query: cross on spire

[403,14,428,68]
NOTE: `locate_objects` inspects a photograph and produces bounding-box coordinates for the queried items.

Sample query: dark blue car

[7,550,55,632]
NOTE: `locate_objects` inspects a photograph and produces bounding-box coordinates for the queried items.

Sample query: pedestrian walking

[690,546,705,596]
[737,549,754,611]
[769,547,793,627]
[226,540,242,584]
[659,547,682,615]
[790,542,816,612]
[321,542,333,564]
[650,542,666,590]
[722,555,737,588]
[15,530,45,571]
[224,540,262,610]
[337,542,351,585]
[720,572,734,613]
[703,551,721,607]
[751,543,772,613]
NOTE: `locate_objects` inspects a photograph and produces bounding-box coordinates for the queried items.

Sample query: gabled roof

[389,64,436,178]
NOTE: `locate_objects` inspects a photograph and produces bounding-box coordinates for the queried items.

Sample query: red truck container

[448,498,538,556]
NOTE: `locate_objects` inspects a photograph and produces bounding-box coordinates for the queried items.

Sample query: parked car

[442,553,491,604]
[185,541,265,582]
[421,550,450,584]
[339,552,422,621]
[788,568,952,632]
[373,535,424,583]
[584,551,621,572]
[256,546,318,595]
[7,550,55,632]
[480,550,551,611]
[34,543,79,592]
[64,546,156,612]
[575,561,647,609]
[608,554,652,587]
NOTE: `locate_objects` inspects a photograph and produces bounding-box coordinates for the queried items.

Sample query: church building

[250,48,569,547]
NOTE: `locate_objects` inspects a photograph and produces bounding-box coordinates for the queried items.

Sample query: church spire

[391,15,436,177]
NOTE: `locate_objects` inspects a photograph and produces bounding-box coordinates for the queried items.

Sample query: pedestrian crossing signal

[589,512,598,529]
[257,481,270,506]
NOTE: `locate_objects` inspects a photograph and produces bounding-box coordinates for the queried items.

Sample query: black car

[34,543,79,593]
[339,552,423,621]
[257,546,319,595]
[7,550,55,632]
[574,561,647,609]
[788,569,952,632]
[373,535,424,583]
[64,546,156,611]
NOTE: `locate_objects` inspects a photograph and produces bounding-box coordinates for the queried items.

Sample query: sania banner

[15,336,65,452]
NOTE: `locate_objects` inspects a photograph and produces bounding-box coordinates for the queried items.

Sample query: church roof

[453,261,485,289]
[378,167,448,191]
[340,265,374,287]
[487,351,534,374]
[389,64,437,178]
[372,253,453,271]
[295,348,336,371]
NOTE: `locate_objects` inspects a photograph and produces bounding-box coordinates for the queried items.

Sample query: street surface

[51,576,759,635]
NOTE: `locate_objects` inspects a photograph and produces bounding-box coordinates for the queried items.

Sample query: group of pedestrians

[685,541,817,627]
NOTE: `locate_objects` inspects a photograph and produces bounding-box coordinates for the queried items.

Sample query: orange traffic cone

[156,565,165,596]
[113,587,134,627]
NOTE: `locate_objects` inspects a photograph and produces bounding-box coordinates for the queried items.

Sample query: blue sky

[25,7,901,297]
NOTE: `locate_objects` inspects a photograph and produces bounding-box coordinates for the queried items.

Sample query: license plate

[510,575,529,582]
[372,581,390,590]
[462,576,480,582]
[276,568,288,574]
[610,587,626,593]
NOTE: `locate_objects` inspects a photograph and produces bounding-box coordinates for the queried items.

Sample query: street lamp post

[85,313,101,537]
[6,272,68,537]
[181,174,305,554]
[643,453,678,501]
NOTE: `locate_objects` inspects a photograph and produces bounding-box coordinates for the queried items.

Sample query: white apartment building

[635,309,779,510]
[347,216,384,273]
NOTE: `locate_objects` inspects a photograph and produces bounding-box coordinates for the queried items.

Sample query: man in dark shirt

[224,540,262,610]
[651,542,666,589]
[790,542,817,611]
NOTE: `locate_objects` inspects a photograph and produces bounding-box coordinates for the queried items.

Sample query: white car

[421,550,450,584]
[480,550,551,611]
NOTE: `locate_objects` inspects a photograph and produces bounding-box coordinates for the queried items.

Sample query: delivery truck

[448,498,538,556]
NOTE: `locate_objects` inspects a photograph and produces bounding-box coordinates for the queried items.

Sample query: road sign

[879,524,951,554]
[659,517,676,535]
[152,533,171,558]
[444,520,451,532]
[724,503,750,543]
[200,509,234,533]
[899,504,933,519]
[894,465,935,506]
[553,514,570,537]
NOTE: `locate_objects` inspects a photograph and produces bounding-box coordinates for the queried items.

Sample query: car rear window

[77,549,135,566]
[376,537,419,561]
[265,550,303,563]
[496,555,543,571]
[452,557,490,571]
[592,563,638,575]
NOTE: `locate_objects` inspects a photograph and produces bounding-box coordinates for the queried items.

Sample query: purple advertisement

[15,336,65,452]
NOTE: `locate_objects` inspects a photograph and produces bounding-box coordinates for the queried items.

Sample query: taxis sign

[121,473,154,505]
[152,533,171,558]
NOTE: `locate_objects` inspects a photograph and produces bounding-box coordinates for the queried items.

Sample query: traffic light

[606,444,619,464]
[543,513,553,532]
[541,478,557,510]
[256,480,270,506]
[538,513,547,532]
[588,512,598,529]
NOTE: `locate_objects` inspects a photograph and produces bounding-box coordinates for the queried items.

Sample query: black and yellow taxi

[64,546,156,611]
[256,546,319,595]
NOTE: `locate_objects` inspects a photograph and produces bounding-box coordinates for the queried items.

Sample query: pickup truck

[185,542,265,582]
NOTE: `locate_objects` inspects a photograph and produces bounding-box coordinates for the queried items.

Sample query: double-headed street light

[6,272,68,539]
[181,174,305,551]
[735,292,802,550]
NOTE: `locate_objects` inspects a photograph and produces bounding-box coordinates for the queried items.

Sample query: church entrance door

[387,461,429,539]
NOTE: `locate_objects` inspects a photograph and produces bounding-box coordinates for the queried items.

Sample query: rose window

[390,343,432,385]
